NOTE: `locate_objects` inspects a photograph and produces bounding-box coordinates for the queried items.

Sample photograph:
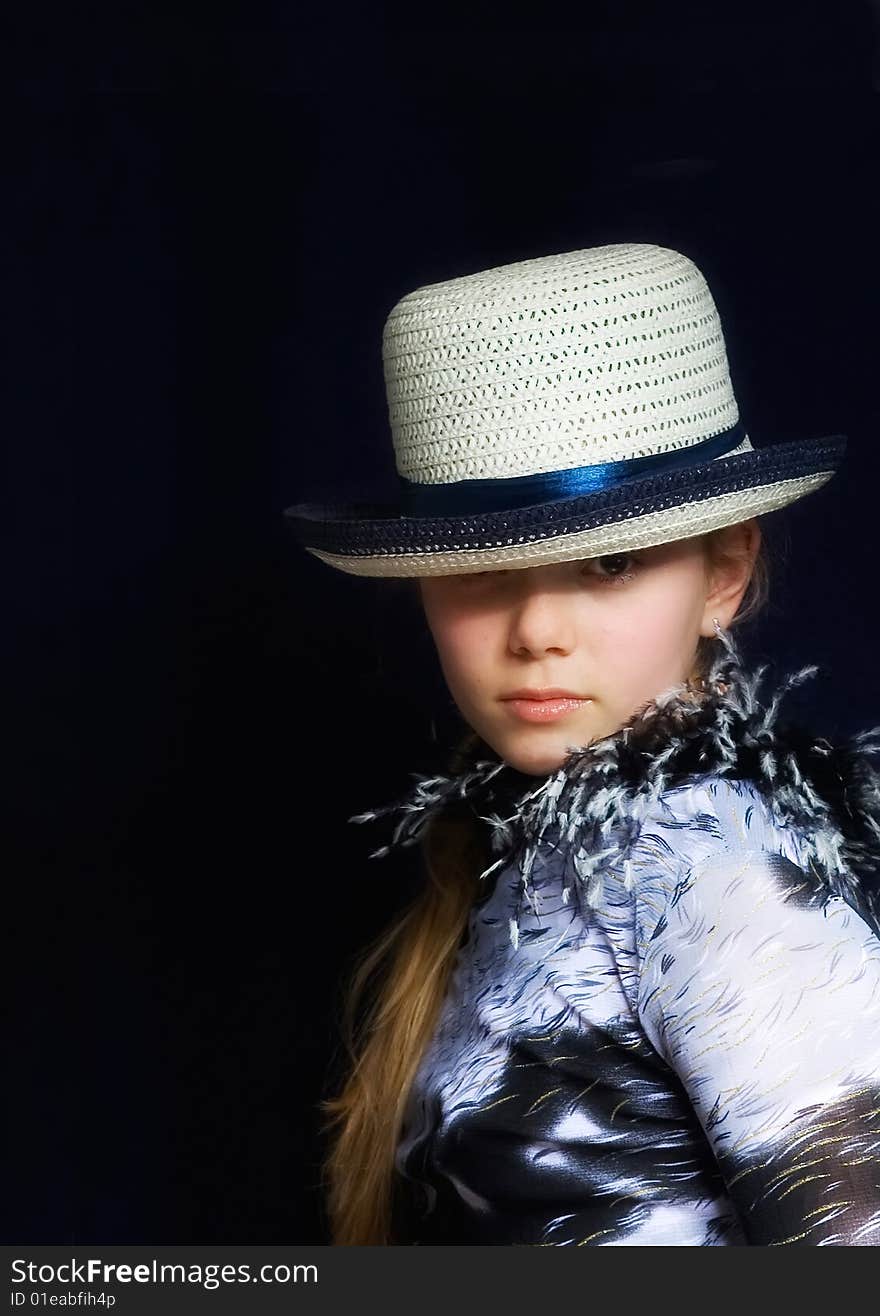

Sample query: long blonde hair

[317,524,772,1244]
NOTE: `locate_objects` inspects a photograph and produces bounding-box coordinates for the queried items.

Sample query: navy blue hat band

[398,422,748,518]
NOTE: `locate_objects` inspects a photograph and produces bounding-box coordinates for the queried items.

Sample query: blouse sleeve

[637,794,880,1246]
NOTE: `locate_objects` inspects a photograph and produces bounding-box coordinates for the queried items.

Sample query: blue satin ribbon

[398,423,747,517]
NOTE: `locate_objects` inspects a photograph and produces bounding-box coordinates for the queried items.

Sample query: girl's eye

[453,556,640,587]
[582,552,639,585]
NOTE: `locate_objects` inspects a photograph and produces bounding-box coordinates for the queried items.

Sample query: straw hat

[283,243,845,578]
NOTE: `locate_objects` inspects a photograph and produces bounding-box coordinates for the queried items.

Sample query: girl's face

[418,524,760,777]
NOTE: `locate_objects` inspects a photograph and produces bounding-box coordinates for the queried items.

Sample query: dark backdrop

[7,0,880,1242]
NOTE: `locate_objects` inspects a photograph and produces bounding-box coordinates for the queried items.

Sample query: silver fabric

[391,773,880,1246]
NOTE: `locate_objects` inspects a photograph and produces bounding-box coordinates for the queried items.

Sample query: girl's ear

[701,520,762,633]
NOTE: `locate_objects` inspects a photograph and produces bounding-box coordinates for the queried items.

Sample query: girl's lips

[502,697,592,723]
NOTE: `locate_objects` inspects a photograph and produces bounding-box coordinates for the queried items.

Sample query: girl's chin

[496,730,596,778]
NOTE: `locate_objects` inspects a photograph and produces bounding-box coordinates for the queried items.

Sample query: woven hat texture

[284,243,844,576]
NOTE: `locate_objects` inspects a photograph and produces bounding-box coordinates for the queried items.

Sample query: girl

[285,243,880,1246]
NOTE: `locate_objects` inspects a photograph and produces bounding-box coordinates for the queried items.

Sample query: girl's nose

[507,591,577,658]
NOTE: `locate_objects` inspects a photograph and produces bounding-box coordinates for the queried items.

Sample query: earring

[712,617,724,639]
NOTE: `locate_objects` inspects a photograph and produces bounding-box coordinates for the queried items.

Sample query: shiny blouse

[391,773,880,1245]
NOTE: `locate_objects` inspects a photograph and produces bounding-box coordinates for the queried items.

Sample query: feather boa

[351,625,880,941]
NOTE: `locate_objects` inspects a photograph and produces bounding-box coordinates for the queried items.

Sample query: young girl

[285,243,880,1246]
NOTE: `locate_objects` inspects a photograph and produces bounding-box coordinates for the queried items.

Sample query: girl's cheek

[444,613,488,654]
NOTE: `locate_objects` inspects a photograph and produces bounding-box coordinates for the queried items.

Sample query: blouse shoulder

[664,768,880,937]
[605,772,827,960]
[658,772,809,861]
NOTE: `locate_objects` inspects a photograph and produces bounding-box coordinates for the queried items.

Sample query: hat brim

[283,434,845,578]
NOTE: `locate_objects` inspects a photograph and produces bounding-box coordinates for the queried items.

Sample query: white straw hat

[283,243,845,577]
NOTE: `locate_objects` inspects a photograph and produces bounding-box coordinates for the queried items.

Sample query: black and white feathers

[351,625,880,939]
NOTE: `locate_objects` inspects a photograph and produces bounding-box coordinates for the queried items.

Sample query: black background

[6,1,880,1242]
